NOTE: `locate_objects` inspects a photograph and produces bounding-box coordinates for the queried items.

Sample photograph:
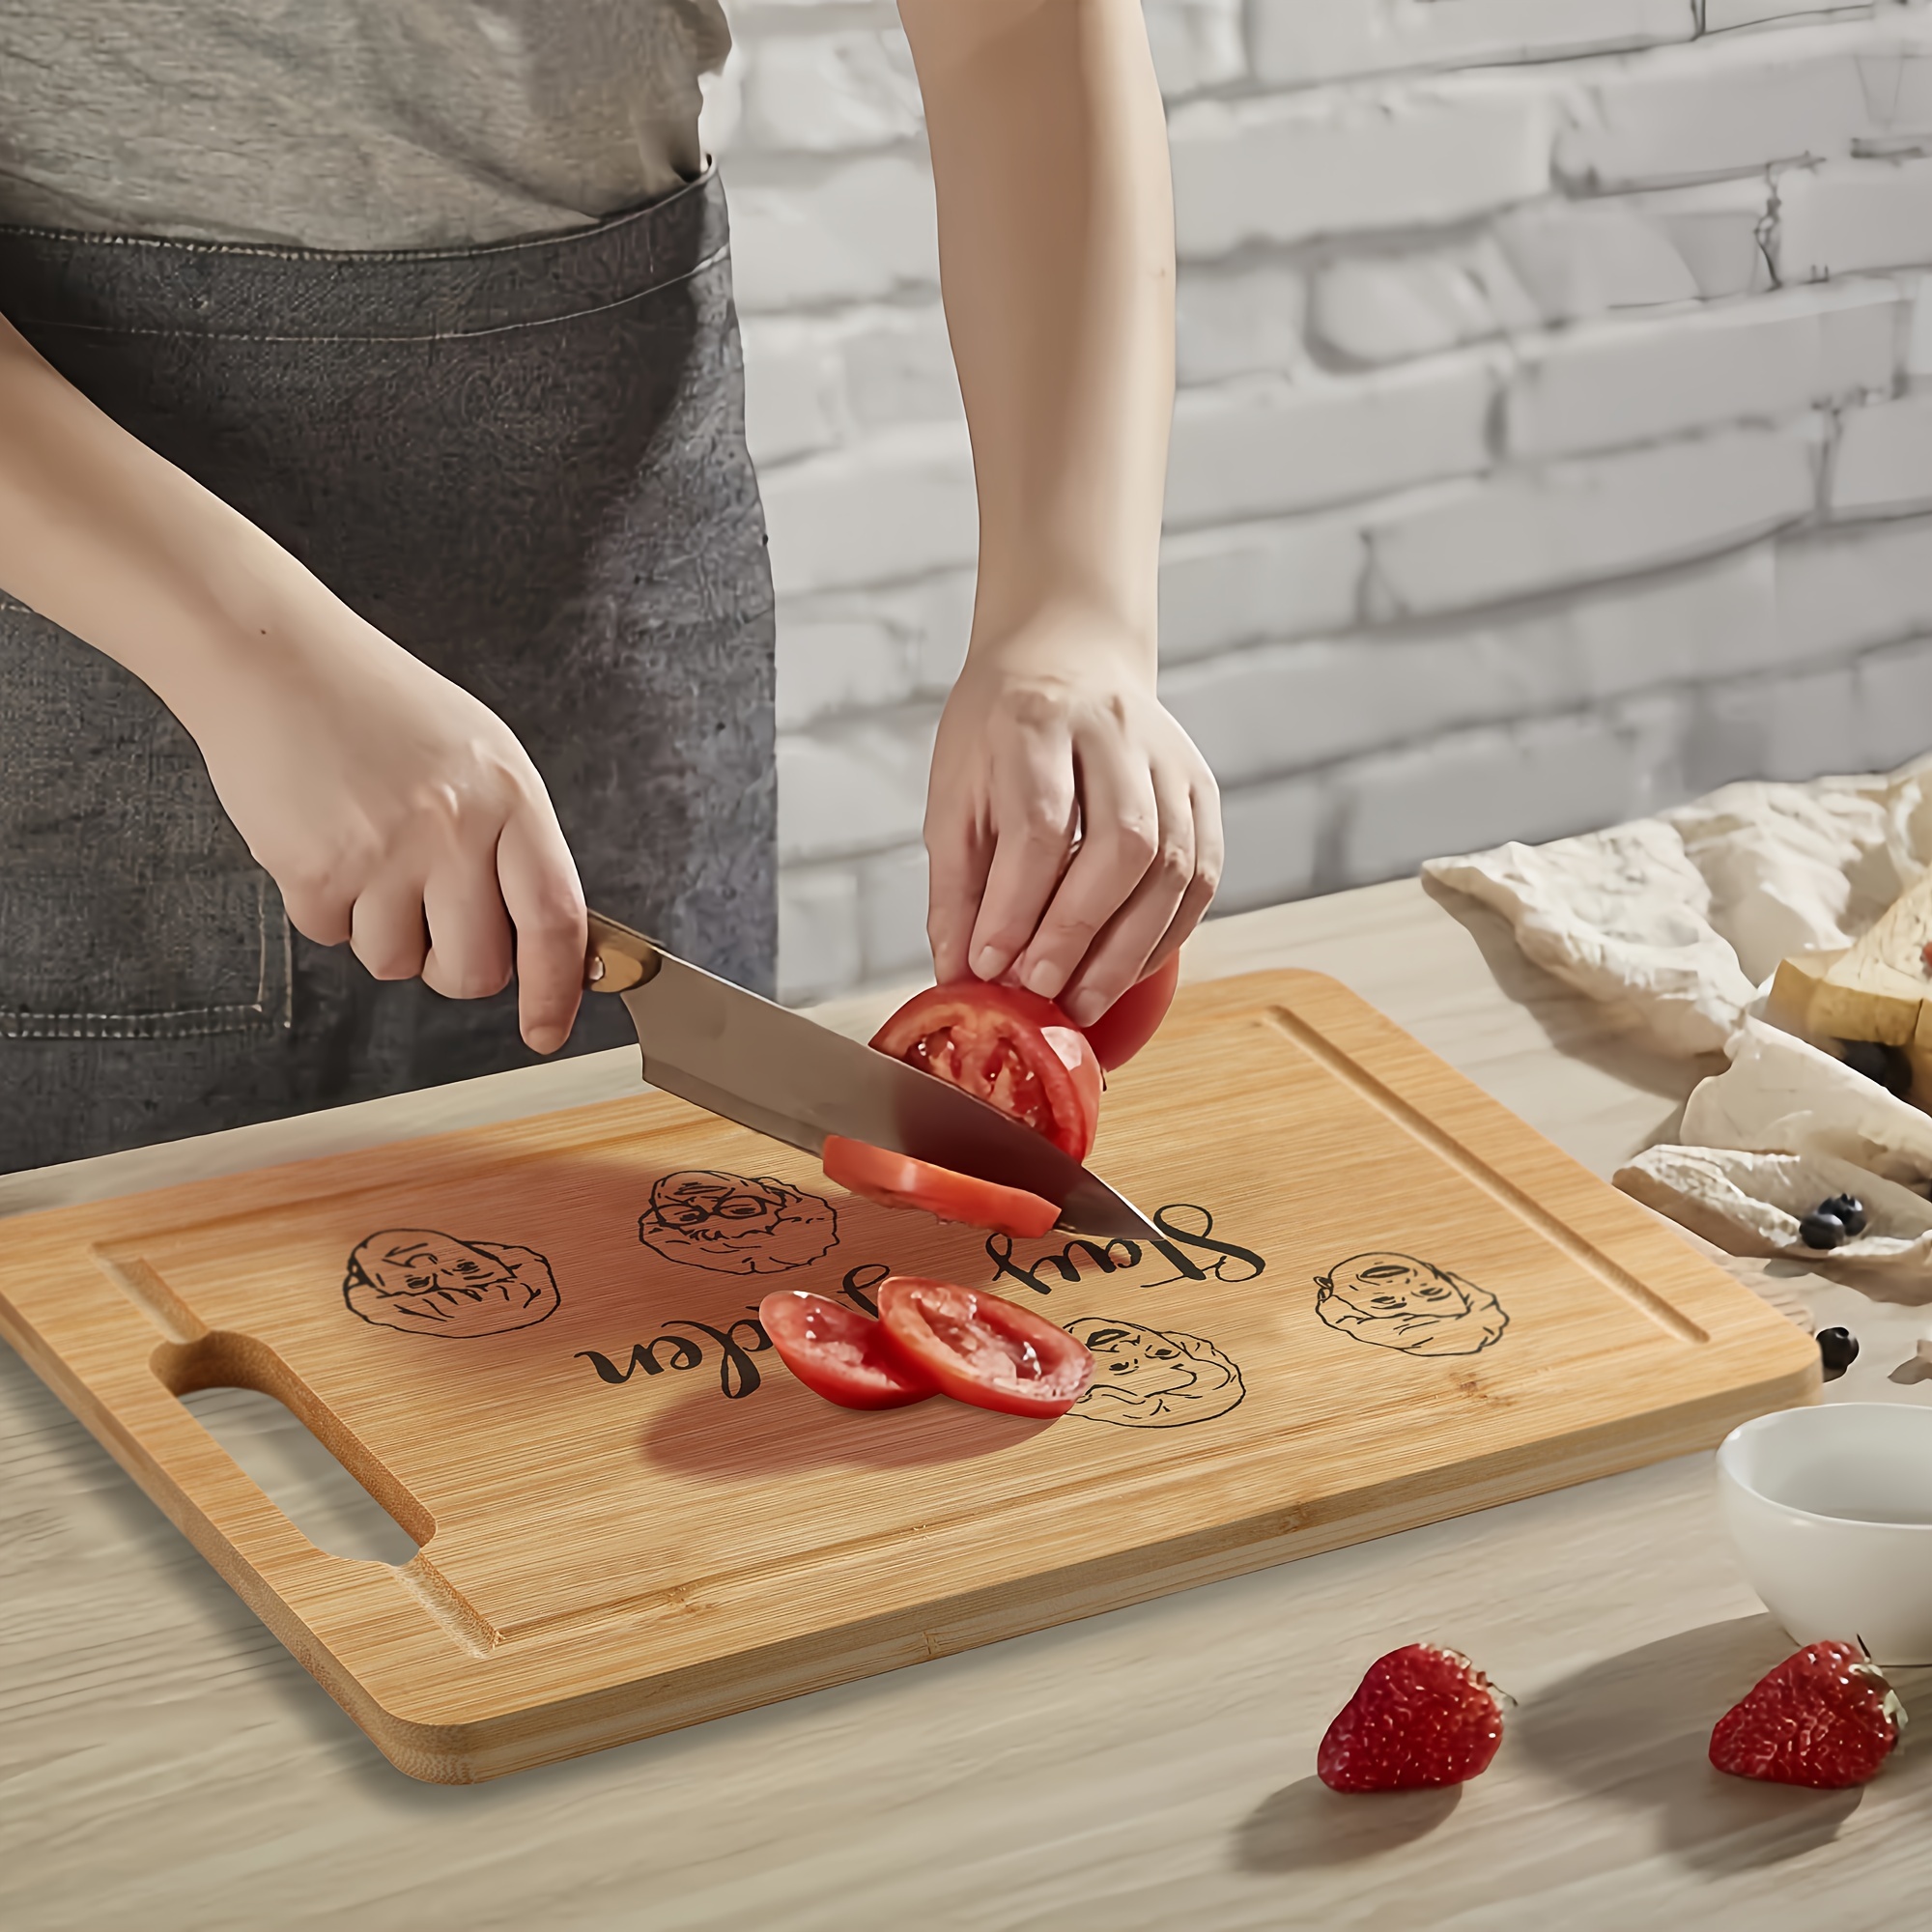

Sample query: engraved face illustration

[1314,1252,1508,1357]
[343,1229,560,1338]
[638,1170,839,1275]
[1065,1317,1245,1427]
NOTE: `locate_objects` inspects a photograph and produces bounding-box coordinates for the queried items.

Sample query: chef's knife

[584,911,1157,1242]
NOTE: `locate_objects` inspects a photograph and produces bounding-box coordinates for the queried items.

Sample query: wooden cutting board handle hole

[155,1330,433,1556]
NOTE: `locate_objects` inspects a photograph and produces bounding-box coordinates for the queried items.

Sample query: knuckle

[1013,799,1074,845]
[998,683,1071,733]
[1154,838,1192,884]
[430,959,512,1002]
[1041,909,1104,952]
[423,762,527,847]
[536,862,588,911]
[414,780,474,844]
[282,841,366,909]
[357,945,424,983]
[1097,818,1159,871]
[280,884,349,944]
[522,899,585,947]
[980,920,1037,956]
[277,858,333,904]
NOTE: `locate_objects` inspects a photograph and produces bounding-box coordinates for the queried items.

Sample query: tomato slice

[870,982,1102,1161]
[821,1135,1059,1237]
[1080,953,1180,1071]
[876,1275,1094,1419]
[758,1290,937,1410]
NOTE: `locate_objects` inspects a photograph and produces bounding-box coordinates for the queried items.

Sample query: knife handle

[584,910,661,994]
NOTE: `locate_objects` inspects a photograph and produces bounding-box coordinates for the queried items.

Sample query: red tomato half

[758,1289,937,1410]
[876,1276,1094,1419]
[871,982,1102,1161]
[822,1136,1060,1238]
[1080,953,1180,1072]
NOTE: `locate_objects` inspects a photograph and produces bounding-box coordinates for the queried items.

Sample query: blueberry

[1798,1211,1847,1250]
[1820,1193,1868,1237]
[1836,1038,1914,1099]
[1817,1325,1860,1379]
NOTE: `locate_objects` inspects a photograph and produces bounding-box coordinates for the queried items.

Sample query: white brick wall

[714,0,1932,1001]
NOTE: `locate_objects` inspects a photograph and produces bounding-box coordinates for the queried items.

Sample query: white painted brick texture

[715,0,1932,1001]
[1167,84,1553,258]
[1166,353,1498,526]
[1502,283,1901,459]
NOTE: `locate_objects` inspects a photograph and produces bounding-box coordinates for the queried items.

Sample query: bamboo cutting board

[0,971,1814,1782]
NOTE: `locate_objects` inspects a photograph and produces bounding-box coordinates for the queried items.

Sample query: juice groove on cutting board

[1262,1006,1706,1344]
[0,971,1816,1781]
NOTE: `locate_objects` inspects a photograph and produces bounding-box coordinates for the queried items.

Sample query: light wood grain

[0,969,1813,1781]
[6,881,1925,1930]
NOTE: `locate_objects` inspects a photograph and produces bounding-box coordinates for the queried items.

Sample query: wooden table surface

[5,878,1926,1931]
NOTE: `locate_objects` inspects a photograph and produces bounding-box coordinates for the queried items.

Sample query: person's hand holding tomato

[903,0,1216,1033]
[923,609,1221,1033]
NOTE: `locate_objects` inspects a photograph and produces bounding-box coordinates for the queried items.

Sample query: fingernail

[1065,990,1103,1027]
[1022,960,1062,998]
[973,947,1005,980]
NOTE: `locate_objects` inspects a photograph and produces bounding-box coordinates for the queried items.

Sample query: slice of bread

[1910,999,1932,1106]
[1804,867,1932,1045]
[1765,947,1849,1037]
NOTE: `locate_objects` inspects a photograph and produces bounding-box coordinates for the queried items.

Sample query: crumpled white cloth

[1683,1019,1932,1188]
[1615,1144,1932,1277]
[1620,1021,1932,1277]
[1424,819,1755,1056]
[1426,755,1932,1272]
[1424,757,1932,1059]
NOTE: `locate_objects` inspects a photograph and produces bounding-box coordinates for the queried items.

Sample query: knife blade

[585,912,1157,1242]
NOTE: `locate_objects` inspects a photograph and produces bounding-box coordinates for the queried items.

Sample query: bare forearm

[0,313,585,1049]
[905,0,1214,1018]
[0,314,381,731]
[899,0,1175,667]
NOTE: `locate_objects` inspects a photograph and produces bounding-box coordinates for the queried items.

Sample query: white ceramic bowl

[1718,1403,1932,1667]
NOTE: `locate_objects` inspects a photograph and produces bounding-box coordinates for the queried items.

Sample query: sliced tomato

[870,981,1102,1161]
[876,1275,1094,1419]
[821,1135,1059,1238]
[758,1289,937,1410]
[1080,953,1180,1071]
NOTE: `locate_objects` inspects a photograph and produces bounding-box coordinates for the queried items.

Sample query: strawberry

[1709,1640,1904,1789]
[1317,1644,1504,1792]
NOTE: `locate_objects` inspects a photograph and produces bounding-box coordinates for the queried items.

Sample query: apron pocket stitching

[1,1006,282,1040]
[0,872,292,1039]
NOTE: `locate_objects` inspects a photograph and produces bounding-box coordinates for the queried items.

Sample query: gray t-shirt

[0,2,729,249]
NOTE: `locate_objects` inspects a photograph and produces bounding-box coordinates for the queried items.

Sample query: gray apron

[0,171,775,1175]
